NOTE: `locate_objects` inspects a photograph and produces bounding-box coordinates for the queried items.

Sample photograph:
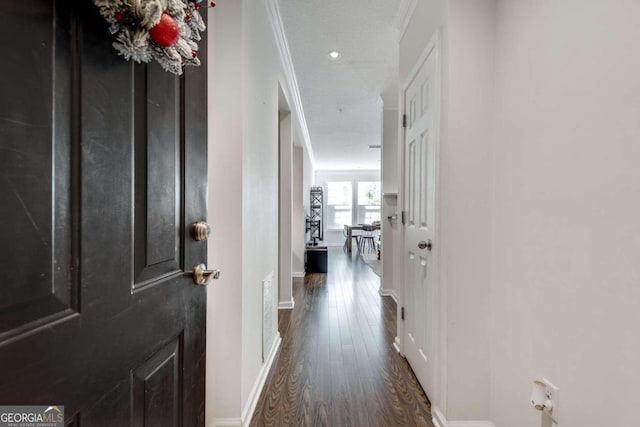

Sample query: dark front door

[0,2,208,425]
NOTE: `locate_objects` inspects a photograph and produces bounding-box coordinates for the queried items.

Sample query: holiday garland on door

[93,0,212,75]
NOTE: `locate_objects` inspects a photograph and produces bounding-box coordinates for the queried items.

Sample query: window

[322,178,381,230]
[327,181,352,230]
[357,181,381,224]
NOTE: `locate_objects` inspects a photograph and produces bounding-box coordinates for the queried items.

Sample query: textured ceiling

[278,0,401,170]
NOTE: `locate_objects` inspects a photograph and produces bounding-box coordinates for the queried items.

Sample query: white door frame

[398,30,447,409]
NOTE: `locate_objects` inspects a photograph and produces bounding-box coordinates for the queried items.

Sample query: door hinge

[401,211,406,225]
[402,114,407,128]
[401,307,405,321]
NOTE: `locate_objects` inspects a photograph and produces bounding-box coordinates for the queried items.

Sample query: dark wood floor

[250,248,434,427]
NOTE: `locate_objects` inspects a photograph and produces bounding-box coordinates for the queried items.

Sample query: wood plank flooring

[250,248,434,427]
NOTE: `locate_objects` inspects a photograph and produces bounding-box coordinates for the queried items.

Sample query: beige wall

[490,1,640,426]
[402,0,640,425]
[207,1,243,423]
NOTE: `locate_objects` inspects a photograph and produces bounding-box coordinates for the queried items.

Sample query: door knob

[418,240,433,251]
[192,221,211,241]
[191,264,220,286]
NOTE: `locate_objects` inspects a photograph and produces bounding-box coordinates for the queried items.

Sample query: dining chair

[343,225,361,252]
[358,225,379,253]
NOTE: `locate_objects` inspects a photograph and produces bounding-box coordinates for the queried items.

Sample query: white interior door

[402,42,438,396]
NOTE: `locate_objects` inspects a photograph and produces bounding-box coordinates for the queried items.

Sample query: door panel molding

[132,63,185,292]
[399,29,443,406]
[130,333,184,427]
[0,0,81,345]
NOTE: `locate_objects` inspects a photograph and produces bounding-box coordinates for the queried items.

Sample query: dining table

[345,224,381,253]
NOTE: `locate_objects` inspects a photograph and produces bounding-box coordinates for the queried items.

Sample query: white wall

[240,0,283,416]
[489,1,640,426]
[292,145,305,276]
[381,107,399,299]
[302,141,314,250]
[302,147,313,211]
[302,149,316,208]
[302,143,314,231]
[278,113,293,307]
[443,0,495,420]
[208,0,298,424]
[382,108,399,194]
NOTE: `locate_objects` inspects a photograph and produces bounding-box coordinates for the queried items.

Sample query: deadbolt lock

[192,221,211,241]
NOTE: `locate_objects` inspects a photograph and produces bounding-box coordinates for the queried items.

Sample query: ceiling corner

[392,0,418,40]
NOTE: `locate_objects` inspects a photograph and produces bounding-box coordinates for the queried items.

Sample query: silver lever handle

[190,264,221,286]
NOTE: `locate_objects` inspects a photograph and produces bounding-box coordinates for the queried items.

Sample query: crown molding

[263,0,316,168]
[392,0,418,41]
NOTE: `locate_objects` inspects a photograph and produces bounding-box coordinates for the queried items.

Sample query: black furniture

[305,245,328,273]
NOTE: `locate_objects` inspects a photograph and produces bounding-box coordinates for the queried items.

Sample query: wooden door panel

[0,2,207,425]
[133,64,184,290]
[403,42,438,396]
[406,137,417,227]
[0,0,79,342]
[131,336,183,427]
[419,131,429,229]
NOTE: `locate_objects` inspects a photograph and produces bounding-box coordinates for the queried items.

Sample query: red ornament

[192,51,197,58]
[210,2,216,8]
[185,14,191,21]
[149,13,180,47]
[114,12,124,22]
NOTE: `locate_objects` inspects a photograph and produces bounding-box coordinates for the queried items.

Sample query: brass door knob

[192,221,211,241]
[191,264,220,286]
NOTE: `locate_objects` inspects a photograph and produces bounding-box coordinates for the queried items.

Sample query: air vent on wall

[368,145,381,149]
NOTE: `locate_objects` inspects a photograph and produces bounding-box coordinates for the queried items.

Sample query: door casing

[398,30,446,410]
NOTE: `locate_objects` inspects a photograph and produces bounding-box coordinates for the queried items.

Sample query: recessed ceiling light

[328,51,341,60]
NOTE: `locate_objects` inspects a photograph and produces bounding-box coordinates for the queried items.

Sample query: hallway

[251,248,433,426]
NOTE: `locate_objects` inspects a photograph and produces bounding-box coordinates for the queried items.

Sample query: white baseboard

[210,418,242,427]
[432,407,495,427]
[278,298,295,310]
[292,271,305,278]
[379,288,398,303]
[393,336,401,353]
[240,335,282,425]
